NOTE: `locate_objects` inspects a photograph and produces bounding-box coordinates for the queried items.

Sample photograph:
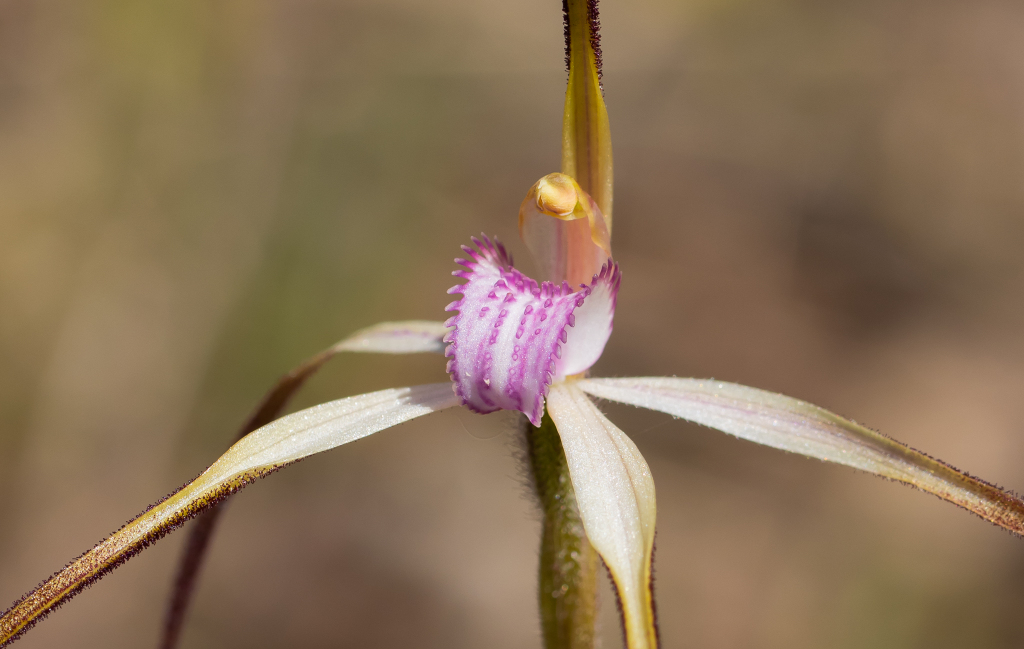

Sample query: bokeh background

[3,0,1024,647]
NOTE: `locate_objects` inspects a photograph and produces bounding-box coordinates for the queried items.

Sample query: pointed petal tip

[579,376,1024,538]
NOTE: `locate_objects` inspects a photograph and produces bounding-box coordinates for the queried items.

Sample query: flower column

[527,2,617,648]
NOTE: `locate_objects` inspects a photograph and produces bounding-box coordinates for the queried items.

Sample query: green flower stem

[527,411,600,649]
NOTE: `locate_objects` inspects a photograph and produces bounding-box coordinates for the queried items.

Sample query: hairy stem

[0,464,286,647]
[527,411,600,649]
[159,320,448,647]
[159,344,340,649]
[0,321,450,648]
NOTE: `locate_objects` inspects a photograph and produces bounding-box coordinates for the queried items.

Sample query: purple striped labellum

[444,235,619,425]
[5,3,1024,649]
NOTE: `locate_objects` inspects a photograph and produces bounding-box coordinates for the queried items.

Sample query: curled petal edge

[0,384,459,647]
[546,382,658,649]
[577,377,1024,536]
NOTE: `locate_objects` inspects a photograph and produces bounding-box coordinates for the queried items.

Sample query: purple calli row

[4,235,1024,649]
[444,235,619,425]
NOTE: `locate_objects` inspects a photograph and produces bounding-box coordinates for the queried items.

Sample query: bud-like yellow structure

[535,173,580,219]
[519,172,611,289]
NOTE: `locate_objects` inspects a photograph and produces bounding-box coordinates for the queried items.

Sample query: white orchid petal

[559,262,619,377]
[546,382,658,649]
[196,383,459,490]
[333,320,450,354]
[578,377,1024,535]
[0,384,459,640]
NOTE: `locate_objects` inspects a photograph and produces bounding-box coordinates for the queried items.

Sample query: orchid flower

[4,2,1024,649]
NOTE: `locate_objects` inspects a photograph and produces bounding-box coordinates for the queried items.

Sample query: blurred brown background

[2,0,1024,647]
